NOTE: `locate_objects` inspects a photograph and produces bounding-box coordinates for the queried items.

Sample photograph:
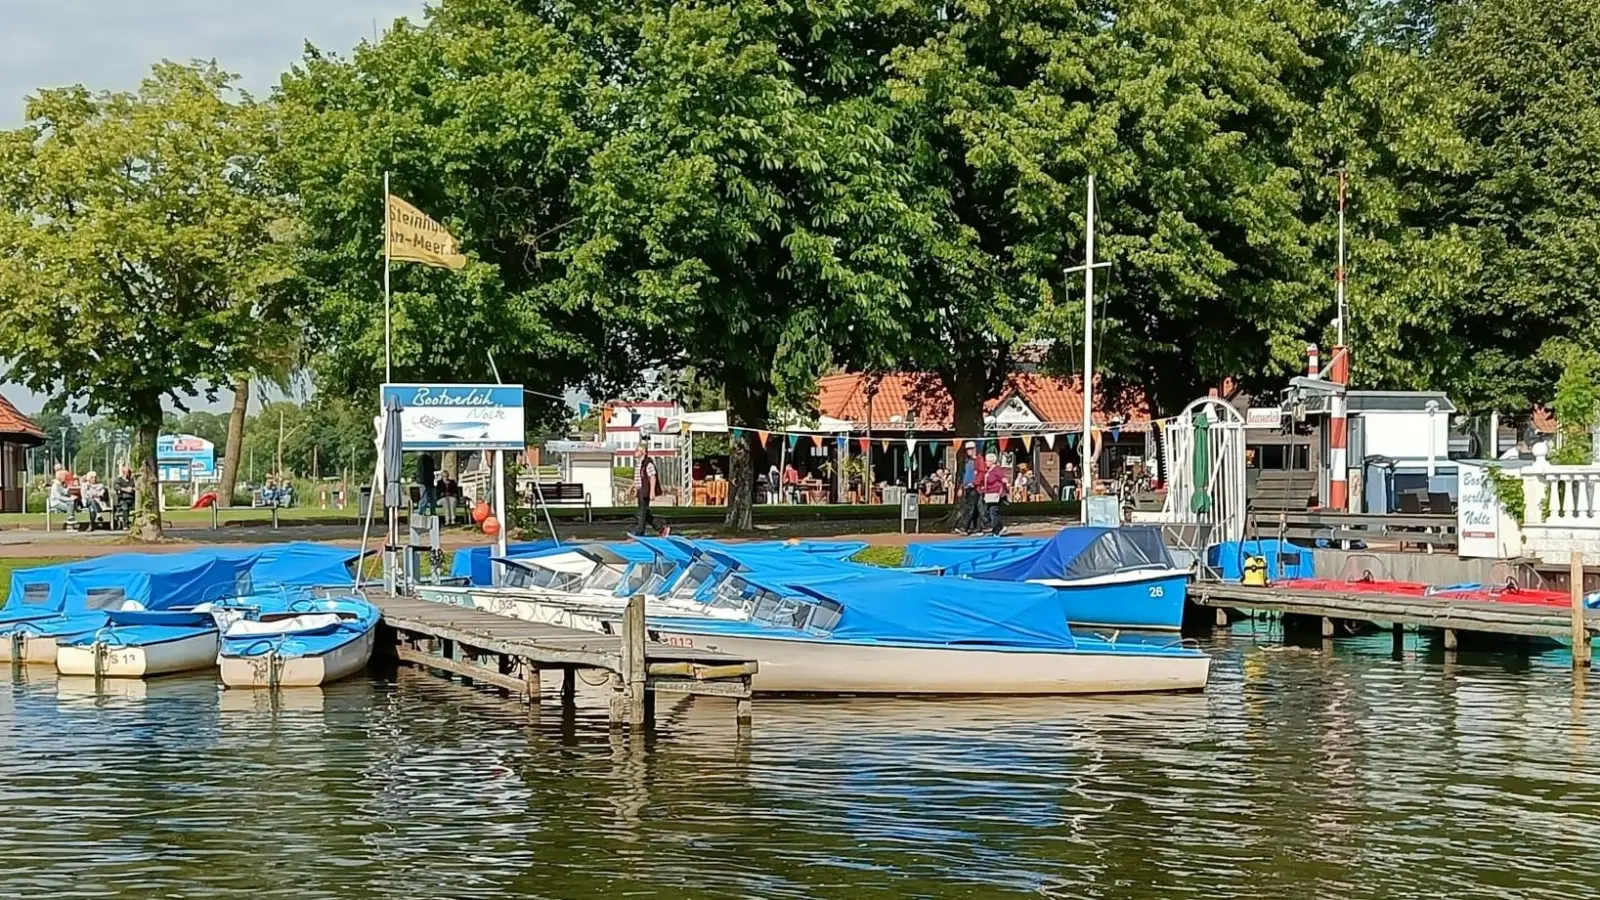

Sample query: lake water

[2,626,1598,899]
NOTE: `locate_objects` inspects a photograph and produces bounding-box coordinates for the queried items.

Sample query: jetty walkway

[369,594,757,729]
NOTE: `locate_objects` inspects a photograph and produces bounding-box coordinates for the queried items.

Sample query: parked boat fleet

[0,543,378,687]
[419,526,1212,695]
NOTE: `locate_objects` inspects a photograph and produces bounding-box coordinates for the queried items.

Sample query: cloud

[0,0,425,125]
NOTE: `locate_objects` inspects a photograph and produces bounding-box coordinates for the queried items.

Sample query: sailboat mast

[1080,175,1096,524]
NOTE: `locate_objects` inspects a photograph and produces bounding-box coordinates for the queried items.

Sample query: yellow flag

[387,194,467,270]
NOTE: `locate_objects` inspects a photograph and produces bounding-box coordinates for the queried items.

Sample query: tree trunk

[128,393,164,542]
[218,376,249,507]
[939,362,989,526]
[724,376,769,532]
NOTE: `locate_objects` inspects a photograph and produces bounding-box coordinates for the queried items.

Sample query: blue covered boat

[218,596,379,688]
[923,527,1190,631]
[646,569,1210,694]
[56,609,224,678]
[0,552,254,665]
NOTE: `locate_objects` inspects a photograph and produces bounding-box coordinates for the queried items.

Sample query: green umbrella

[1190,412,1212,514]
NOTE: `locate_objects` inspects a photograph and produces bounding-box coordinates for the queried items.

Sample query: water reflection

[0,635,1597,899]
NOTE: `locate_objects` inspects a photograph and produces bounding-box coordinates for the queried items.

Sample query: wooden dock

[1193,552,1595,665]
[369,593,758,728]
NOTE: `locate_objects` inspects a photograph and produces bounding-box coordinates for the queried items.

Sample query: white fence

[1520,457,1600,565]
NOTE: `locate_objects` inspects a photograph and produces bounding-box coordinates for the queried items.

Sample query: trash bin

[359,486,374,517]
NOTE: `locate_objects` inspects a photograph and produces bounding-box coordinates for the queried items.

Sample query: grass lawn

[850,545,907,567]
[0,556,83,600]
[0,506,362,530]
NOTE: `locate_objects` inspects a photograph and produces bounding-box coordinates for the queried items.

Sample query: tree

[28,398,78,473]
[274,5,629,427]
[0,62,300,539]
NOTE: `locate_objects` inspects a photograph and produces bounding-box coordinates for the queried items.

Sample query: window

[83,587,127,611]
[585,565,623,593]
[669,562,715,600]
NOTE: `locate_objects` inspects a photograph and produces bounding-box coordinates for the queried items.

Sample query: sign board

[1456,459,1524,559]
[379,384,525,450]
[1245,407,1283,429]
[156,433,216,483]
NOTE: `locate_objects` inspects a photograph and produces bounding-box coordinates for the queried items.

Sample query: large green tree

[274,5,628,424]
[0,62,300,539]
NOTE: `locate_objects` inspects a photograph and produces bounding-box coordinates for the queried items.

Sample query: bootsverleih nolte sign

[379,384,525,450]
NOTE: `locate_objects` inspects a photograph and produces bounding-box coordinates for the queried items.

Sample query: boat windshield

[503,564,580,592]
[667,561,716,601]
[747,591,843,634]
[584,565,624,594]
[705,575,757,614]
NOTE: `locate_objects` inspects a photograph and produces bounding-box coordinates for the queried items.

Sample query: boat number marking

[1149,586,1165,598]
[663,635,695,648]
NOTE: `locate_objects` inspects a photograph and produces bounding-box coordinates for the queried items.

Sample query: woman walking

[981,452,1009,536]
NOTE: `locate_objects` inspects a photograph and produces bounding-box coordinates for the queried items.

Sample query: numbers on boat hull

[1149,586,1165,598]
[662,635,695,648]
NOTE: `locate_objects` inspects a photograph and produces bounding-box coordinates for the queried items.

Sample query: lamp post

[1425,399,1440,480]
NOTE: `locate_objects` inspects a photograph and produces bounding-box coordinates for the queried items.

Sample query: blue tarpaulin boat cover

[903,537,1049,573]
[1207,540,1314,582]
[450,541,559,585]
[4,556,124,611]
[964,526,1175,582]
[58,553,254,614]
[787,571,1078,648]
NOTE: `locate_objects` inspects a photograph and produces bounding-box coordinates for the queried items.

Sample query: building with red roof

[0,392,45,513]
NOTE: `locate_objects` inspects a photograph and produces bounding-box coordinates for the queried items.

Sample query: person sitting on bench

[79,471,108,530]
[47,468,77,528]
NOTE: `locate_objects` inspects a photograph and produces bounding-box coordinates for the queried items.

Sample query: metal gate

[1160,397,1247,544]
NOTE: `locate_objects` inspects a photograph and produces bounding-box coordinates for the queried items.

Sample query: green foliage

[1486,465,1525,522]
[1551,349,1600,465]
[0,61,300,538]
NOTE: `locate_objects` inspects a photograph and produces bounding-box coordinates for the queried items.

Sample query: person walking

[957,442,987,534]
[633,444,665,536]
[113,464,136,529]
[982,452,1009,535]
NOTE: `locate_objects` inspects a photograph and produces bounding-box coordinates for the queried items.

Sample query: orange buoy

[471,501,490,523]
[481,516,501,536]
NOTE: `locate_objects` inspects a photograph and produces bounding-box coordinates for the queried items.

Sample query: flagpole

[1064,175,1112,524]
[383,170,392,384]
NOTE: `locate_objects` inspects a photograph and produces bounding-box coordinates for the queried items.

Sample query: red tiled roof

[814,372,1149,430]
[0,393,45,442]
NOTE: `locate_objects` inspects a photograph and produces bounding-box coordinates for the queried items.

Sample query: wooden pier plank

[366,593,756,714]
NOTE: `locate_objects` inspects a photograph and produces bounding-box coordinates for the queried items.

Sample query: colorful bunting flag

[787,433,800,448]
[880,439,890,452]
[656,416,668,432]
[950,438,962,451]
[1111,427,1121,441]
[576,401,591,416]
[1066,433,1078,449]
[858,438,871,452]
[905,438,916,452]
[1022,435,1033,451]
[756,429,769,446]
[1043,433,1056,450]
[811,434,824,448]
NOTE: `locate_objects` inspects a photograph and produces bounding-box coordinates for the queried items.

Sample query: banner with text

[387,194,467,270]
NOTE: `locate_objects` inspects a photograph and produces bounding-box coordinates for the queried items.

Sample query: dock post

[561,668,576,708]
[1443,628,1459,651]
[737,693,753,730]
[1321,617,1335,638]
[1214,607,1229,628]
[1392,623,1404,659]
[1572,551,1591,669]
[621,595,648,728]
[524,661,542,703]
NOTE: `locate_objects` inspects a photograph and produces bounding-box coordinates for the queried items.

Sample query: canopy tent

[961,526,1175,582]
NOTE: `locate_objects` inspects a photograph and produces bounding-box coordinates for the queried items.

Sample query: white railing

[1524,463,1600,527]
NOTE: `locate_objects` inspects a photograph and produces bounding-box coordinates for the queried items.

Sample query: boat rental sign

[379,384,526,450]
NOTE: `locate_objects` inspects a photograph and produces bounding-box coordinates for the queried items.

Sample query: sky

[0,0,428,415]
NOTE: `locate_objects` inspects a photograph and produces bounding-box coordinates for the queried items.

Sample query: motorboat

[909,527,1192,631]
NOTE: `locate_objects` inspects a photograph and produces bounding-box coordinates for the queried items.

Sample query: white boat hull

[56,633,219,678]
[0,634,61,665]
[219,626,376,689]
[650,628,1211,695]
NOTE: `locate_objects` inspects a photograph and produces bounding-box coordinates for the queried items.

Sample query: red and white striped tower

[1328,169,1350,510]
[1328,345,1350,509]
[1306,344,1320,378]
